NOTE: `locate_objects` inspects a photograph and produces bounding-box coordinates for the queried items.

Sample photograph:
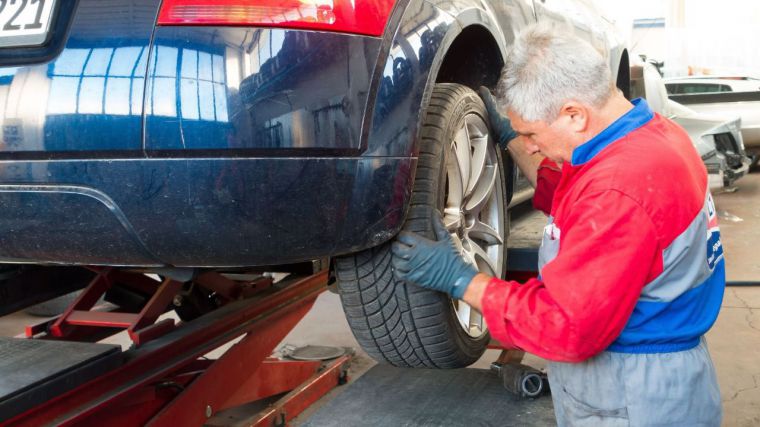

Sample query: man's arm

[391,191,659,362]
[476,86,555,192]
[481,89,561,214]
[507,140,562,215]
[505,137,545,188]
[470,190,661,362]
[462,273,490,311]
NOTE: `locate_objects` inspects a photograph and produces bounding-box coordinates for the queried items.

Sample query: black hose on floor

[726,281,760,287]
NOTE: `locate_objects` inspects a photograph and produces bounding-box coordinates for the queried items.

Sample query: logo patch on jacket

[705,193,723,271]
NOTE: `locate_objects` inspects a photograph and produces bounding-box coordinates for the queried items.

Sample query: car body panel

[672,99,760,151]
[0,0,626,268]
[0,0,159,154]
[671,105,750,187]
[363,0,537,158]
[145,28,381,153]
[361,0,459,158]
[0,157,412,266]
[533,0,627,83]
[667,104,722,157]
[534,0,607,54]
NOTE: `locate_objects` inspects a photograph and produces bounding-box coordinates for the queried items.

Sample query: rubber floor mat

[0,338,122,421]
[302,364,556,426]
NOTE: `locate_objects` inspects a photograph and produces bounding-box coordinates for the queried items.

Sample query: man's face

[507,107,582,164]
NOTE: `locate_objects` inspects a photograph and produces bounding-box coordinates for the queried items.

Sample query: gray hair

[497,23,614,122]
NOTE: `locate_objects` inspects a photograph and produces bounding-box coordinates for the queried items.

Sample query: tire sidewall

[334,84,509,368]
[410,85,508,361]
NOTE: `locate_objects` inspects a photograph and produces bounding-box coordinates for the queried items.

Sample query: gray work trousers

[547,338,722,427]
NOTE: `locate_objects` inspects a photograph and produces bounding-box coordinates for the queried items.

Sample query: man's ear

[559,101,589,133]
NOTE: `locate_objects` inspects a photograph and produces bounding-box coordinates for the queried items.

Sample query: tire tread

[335,83,503,368]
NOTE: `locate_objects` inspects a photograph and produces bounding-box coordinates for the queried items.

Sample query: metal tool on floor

[491,360,550,399]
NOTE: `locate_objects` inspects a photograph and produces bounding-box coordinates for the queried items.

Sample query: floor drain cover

[287,345,345,361]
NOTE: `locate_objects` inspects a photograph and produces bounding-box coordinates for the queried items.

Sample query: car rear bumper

[708,156,750,189]
[724,157,751,185]
[707,171,724,191]
[0,21,424,267]
[0,156,413,267]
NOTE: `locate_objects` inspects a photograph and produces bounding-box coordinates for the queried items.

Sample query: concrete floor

[1,173,759,425]
[707,172,760,426]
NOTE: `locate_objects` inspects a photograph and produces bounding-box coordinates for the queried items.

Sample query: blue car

[0,0,629,367]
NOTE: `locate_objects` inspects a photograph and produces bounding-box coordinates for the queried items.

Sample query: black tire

[335,83,508,368]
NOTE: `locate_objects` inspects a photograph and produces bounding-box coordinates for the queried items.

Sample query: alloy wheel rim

[444,113,505,339]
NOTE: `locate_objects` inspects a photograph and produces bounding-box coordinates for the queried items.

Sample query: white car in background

[669,102,750,189]
[633,64,751,189]
[665,76,760,160]
[665,76,760,94]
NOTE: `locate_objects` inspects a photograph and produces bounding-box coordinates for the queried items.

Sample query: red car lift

[1,268,350,426]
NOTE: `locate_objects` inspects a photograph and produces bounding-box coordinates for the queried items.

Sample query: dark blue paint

[0,157,412,266]
[0,0,554,267]
[0,0,159,152]
[145,28,380,152]
[363,0,456,158]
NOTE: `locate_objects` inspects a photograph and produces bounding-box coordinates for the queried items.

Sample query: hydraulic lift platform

[0,209,546,427]
[0,268,352,426]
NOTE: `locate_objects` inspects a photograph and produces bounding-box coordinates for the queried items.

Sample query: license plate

[0,0,57,48]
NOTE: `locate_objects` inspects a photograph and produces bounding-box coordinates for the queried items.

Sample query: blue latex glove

[391,214,478,299]
[478,86,517,149]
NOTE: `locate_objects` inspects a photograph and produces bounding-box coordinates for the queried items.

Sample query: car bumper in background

[707,157,750,190]
[708,171,724,191]
[725,157,751,185]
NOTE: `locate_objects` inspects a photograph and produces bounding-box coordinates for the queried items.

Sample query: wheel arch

[435,25,505,91]
[615,48,632,99]
[357,2,517,243]
[393,2,514,158]
[353,1,629,249]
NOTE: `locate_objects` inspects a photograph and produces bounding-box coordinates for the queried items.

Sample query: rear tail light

[157,0,396,37]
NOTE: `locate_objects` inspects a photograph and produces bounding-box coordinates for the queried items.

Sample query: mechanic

[391,24,724,426]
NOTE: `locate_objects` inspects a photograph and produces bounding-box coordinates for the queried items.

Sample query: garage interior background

[0,0,759,426]
[602,0,760,76]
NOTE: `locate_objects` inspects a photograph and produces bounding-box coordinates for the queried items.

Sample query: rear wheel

[335,83,508,368]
